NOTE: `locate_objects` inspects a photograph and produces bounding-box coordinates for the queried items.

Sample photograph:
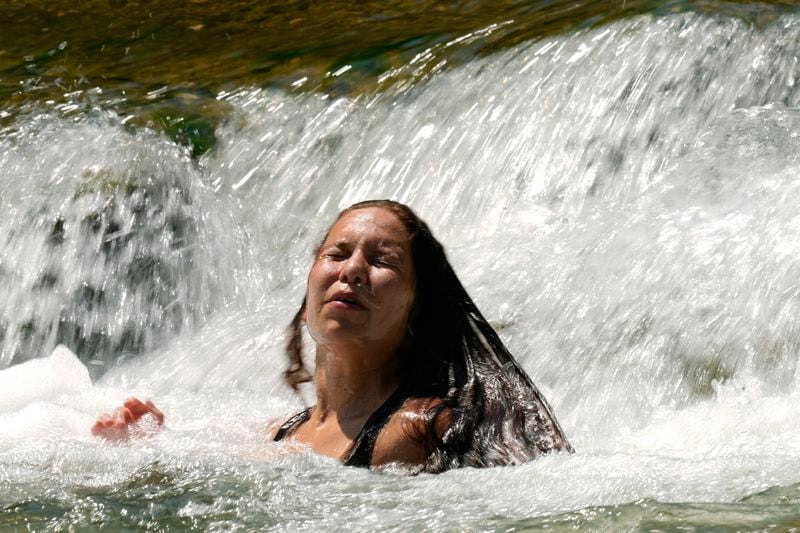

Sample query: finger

[125,397,154,416]
[91,415,112,435]
[92,414,112,428]
[145,401,165,425]
[123,397,147,415]
[126,397,164,425]
[113,407,134,425]
[92,415,128,439]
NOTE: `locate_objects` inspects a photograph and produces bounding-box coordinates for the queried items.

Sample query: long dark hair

[285,200,572,471]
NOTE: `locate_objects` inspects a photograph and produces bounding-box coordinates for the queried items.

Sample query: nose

[339,250,368,287]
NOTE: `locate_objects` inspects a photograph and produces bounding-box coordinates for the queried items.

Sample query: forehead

[324,207,410,246]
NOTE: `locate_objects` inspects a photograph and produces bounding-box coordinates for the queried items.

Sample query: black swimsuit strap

[342,385,410,468]
[273,385,410,468]
[273,407,311,442]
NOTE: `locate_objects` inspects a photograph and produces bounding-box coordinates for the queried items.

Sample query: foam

[0,345,91,414]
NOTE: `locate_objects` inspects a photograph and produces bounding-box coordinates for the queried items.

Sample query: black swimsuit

[273,385,411,467]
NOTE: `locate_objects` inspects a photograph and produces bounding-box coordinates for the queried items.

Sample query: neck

[313,343,404,422]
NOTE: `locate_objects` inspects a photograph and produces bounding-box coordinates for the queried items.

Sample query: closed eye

[372,255,401,268]
[320,245,349,260]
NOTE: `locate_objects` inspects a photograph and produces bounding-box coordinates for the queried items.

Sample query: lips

[326,290,367,310]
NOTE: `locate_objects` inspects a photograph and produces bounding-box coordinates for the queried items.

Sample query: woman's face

[305,207,415,357]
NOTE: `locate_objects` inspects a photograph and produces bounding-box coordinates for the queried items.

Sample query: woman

[94,200,571,472]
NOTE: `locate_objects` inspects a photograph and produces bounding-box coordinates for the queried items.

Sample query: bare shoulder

[371,396,452,468]
[396,397,453,438]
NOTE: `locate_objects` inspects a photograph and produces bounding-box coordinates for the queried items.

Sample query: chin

[311,322,367,344]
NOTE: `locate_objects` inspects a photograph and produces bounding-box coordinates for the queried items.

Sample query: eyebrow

[327,238,406,250]
[374,240,406,252]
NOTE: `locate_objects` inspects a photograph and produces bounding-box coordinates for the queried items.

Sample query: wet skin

[304,207,416,364]
[290,207,432,464]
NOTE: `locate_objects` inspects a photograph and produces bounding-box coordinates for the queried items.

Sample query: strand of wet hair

[285,297,312,401]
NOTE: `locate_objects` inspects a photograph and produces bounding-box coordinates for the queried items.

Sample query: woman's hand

[91,397,164,440]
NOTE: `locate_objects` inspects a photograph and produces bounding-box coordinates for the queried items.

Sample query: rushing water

[3,1,800,530]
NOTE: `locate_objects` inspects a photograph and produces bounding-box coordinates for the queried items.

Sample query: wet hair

[285,199,572,472]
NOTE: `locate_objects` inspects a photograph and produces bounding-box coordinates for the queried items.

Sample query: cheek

[304,266,327,340]
[304,266,328,335]
[377,274,415,314]
[306,263,334,300]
